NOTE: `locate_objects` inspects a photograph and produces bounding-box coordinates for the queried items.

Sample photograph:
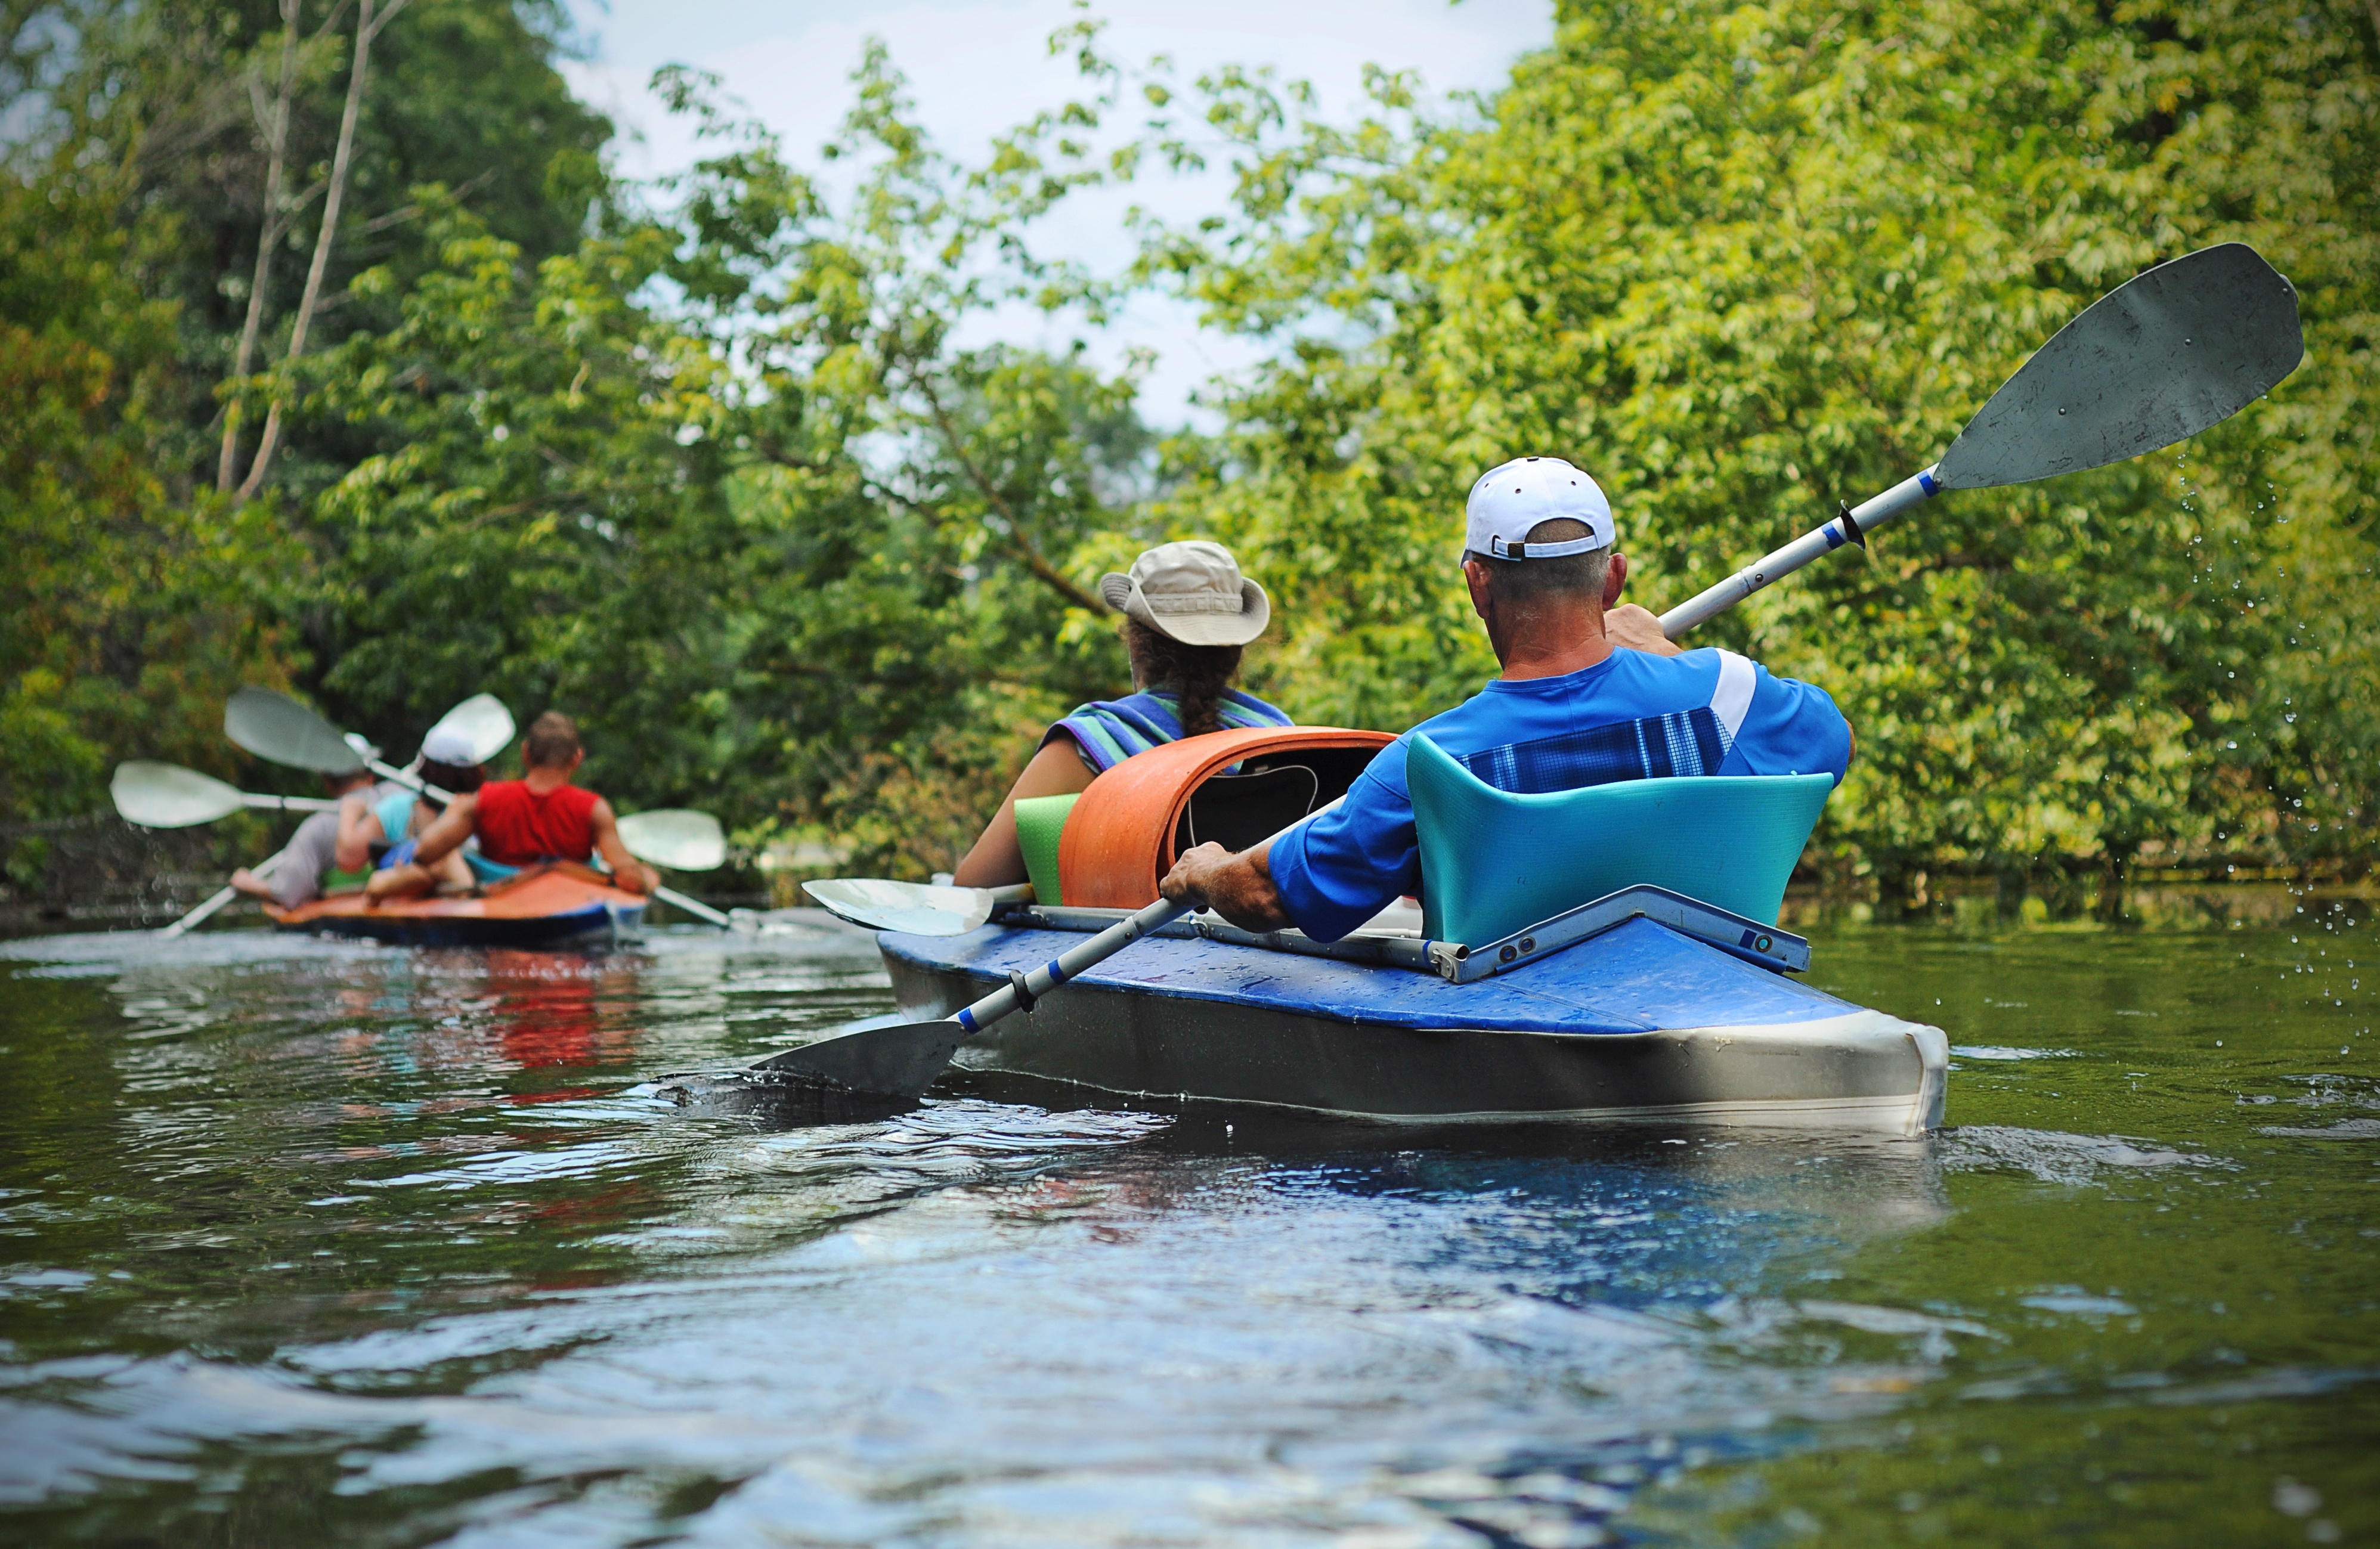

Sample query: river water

[1,900,2372,1546]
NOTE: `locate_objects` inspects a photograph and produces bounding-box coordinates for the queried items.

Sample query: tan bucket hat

[1098,540,1271,647]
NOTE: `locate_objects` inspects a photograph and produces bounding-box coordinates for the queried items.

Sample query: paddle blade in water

[749,1018,968,1100]
[1935,243,2304,491]
[801,878,999,935]
[426,693,515,765]
[111,761,246,829]
[618,809,728,872]
[225,686,366,773]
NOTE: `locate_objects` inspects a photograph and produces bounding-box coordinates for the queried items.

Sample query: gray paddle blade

[111,761,246,828]
[750,1018,969,1100]
[617,808,727,871]
[1936,242,2304,490]
[225,686,365,773]
[425,693,514,764]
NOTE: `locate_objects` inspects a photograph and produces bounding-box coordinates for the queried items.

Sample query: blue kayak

[877,900,1946,1132]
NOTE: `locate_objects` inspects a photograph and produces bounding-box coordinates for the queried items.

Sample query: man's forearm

[1160,841,1291,933]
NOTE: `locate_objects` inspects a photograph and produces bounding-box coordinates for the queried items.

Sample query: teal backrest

[1408,732,1834,946]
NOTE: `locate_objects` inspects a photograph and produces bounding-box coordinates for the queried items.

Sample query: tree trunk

[218,0,302,493]
[236,0,408,503]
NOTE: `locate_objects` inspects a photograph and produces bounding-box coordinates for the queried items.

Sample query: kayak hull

[880,918,1947,1132]
[265,863,646,949]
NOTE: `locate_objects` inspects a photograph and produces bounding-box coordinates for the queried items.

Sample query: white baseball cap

[1099,540,1271,647]
[420,722,482,765]
[1464,456,1614,560]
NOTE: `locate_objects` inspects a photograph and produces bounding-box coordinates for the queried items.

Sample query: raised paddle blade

[1936,243,2304,491]
[749,1018,969,1101]
[426,693,514,764]
[801,878,1025,935]
[112,761,247,828]
[225,686,366,773]
[617,809,728,871]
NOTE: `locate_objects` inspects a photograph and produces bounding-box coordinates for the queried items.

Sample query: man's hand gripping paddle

[1658,242,2306,636]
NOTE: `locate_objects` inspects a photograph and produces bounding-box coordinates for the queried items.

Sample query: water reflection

[0,908,2373,1545]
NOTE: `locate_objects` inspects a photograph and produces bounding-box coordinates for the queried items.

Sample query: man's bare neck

[1493,605,1611,681]
[522,765,574,794]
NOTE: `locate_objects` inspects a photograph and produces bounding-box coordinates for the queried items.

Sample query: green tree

[0,171,299,829]
[295,48,1159,874]
[1139,0,2380,902]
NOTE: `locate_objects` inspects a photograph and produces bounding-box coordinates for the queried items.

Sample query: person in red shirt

[366,711,658,902]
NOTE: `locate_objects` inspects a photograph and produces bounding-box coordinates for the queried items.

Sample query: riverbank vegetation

[5,0,2375,908]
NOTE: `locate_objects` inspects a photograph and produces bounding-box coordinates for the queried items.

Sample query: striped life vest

[1045,688,1294,774]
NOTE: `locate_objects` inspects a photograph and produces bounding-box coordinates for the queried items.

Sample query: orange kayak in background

[265,863,646,949]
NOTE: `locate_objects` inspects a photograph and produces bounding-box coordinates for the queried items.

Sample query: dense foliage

[4,0,2373,904]
[1141,0,2379,901]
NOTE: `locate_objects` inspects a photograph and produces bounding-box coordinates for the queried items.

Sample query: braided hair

[1125,619,1243,739]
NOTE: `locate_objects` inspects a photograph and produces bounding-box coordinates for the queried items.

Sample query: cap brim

[1127,577,1270,646]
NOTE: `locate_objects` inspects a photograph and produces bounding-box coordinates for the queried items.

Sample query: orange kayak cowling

[1056,726,1393,908]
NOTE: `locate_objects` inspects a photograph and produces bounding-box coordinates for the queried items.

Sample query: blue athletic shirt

[1268,647,1852,942]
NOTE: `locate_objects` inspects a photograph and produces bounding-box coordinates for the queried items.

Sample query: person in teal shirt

[951,541,1291,887]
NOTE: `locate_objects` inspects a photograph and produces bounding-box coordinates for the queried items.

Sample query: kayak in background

[265,863,646,949]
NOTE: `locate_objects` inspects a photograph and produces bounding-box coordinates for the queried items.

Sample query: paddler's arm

[366,793,477,905]
[588,798,660,895]
[332,789,384,871]
[408,792,478,866]
[1159,839,1291,934]
[952,739,1097,889]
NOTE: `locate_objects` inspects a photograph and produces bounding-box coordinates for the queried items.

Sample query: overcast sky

[562,0,1553,427]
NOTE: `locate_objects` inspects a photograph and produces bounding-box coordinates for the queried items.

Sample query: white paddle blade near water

[112,762,250,829]
[616,810,728,872]
[756,892,1188,1099]
[801,878,1032,936]
[110,762,341,828]
[1660,241,2307,636]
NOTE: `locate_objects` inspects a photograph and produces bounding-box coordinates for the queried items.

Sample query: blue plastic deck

[881,915,1855,1036]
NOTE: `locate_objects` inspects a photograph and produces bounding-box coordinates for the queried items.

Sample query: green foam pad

[1408,732,1833,946]
[1013,793,1079,906]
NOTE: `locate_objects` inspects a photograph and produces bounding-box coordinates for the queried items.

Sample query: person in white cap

[1158,455,1855,941]
[952,540,1293,887]
[344,720,491,893]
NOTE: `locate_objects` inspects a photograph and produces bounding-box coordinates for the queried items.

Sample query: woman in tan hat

[952,540,1290,887]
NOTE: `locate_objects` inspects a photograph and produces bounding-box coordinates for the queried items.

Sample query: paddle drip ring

[1008,969,1038,1014]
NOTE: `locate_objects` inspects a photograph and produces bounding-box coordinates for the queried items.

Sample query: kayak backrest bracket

[1431,883,1809,984]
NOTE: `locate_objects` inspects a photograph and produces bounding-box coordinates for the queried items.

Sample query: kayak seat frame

[998,882,1807,983]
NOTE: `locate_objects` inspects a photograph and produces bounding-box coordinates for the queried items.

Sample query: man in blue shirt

[1159,455,1853,941]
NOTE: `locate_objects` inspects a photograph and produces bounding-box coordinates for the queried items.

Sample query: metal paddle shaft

[1660,242,2305,636]
[751,894,1189,1098]
[161,850,284,937]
